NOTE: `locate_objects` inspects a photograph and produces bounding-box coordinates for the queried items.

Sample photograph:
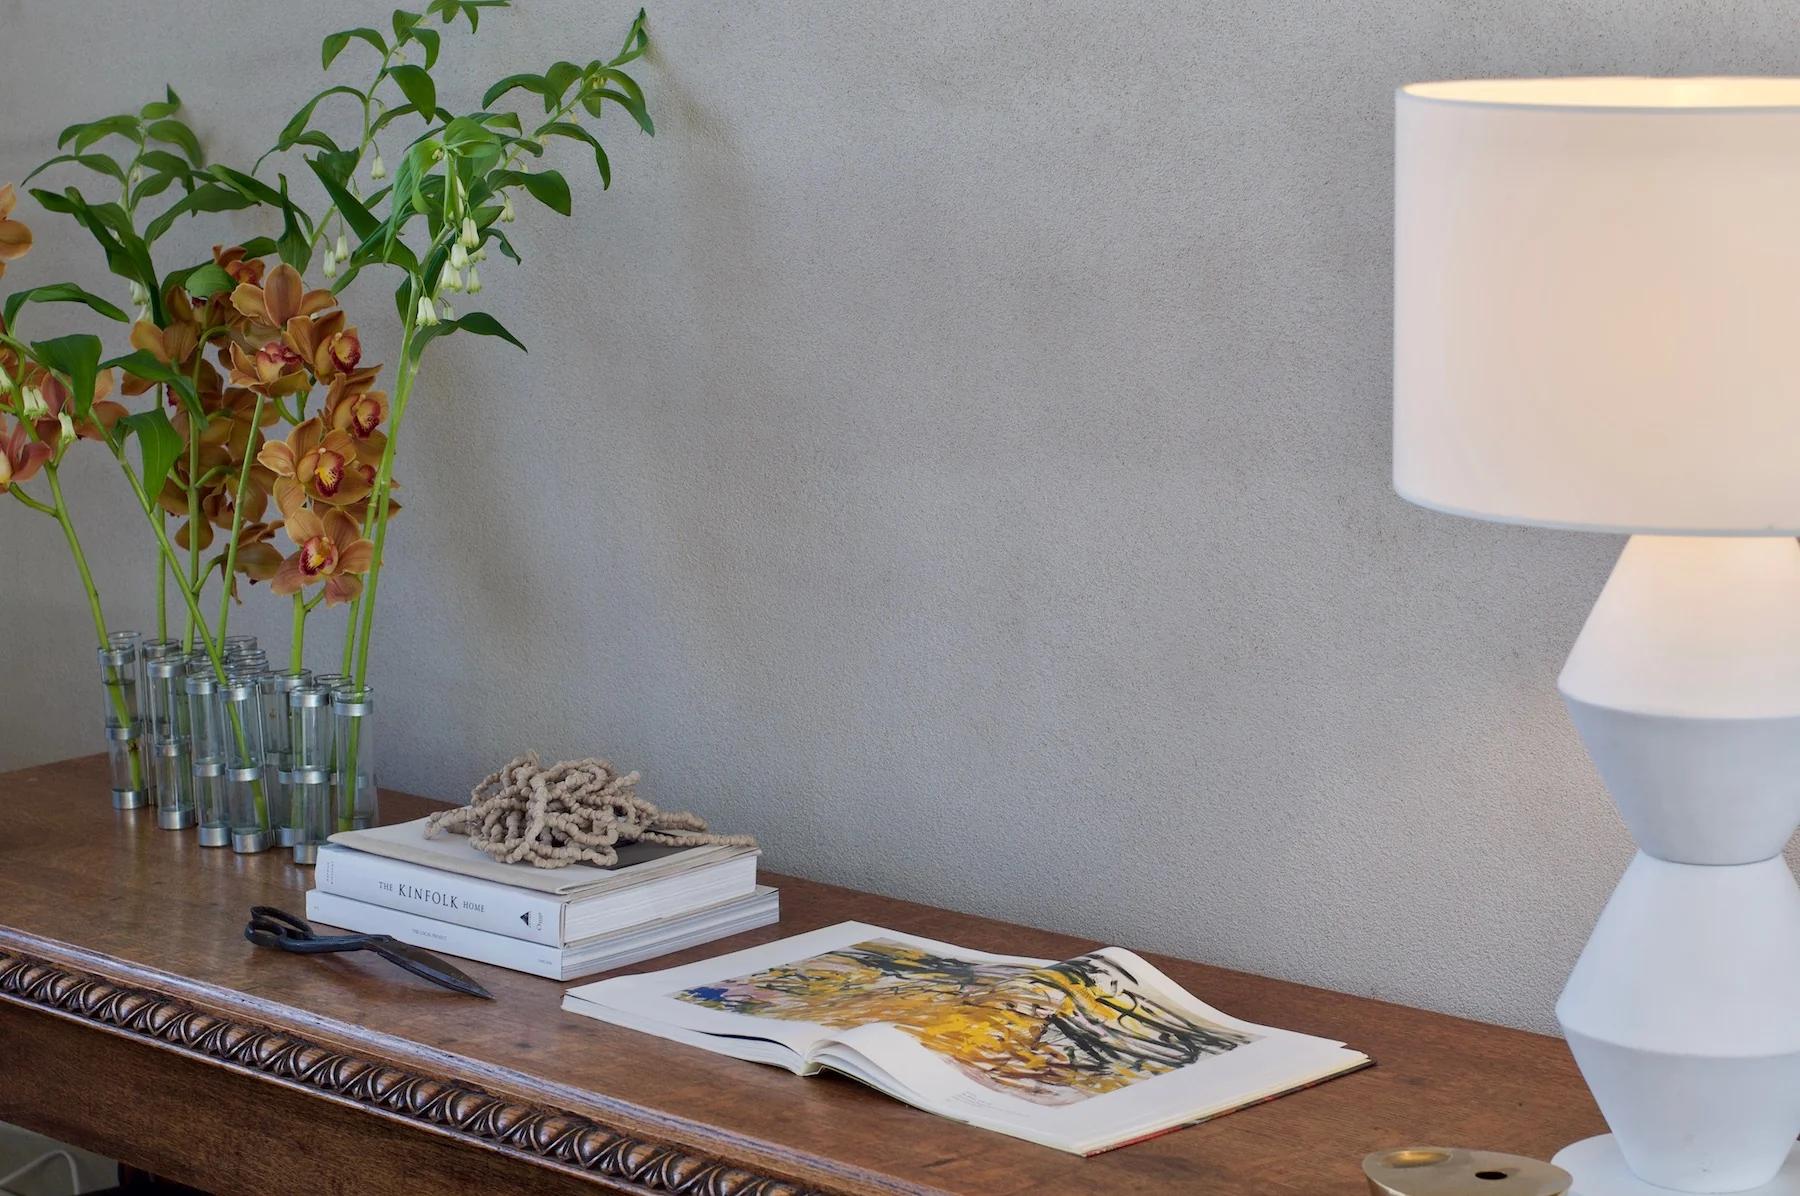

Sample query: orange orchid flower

[212,245,265,288]
[230,520,284,583]
[272,503,373,605]
[0,185,32,279]
[0,419,50,491]
[20,369,124,453]
[323,372,388,466]
[256,417,371,510]
[284,310,362,382]
[121,295,201,396]
[227,339,310,398]
[230,263,334,334]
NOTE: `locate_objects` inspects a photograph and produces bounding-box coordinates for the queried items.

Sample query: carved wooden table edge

[0,926,884,1196]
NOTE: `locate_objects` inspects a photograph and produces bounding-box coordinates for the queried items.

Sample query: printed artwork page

[562,922,1054,1061]
[641,930,1364,1154]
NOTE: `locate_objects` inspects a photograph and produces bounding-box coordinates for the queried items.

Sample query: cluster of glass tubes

[105,632,377,865]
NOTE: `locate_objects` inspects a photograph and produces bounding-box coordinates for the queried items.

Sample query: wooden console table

[0,755,1603,1194]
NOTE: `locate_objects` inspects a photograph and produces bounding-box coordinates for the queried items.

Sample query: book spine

[305,890,564,979]
[315,846,565,946]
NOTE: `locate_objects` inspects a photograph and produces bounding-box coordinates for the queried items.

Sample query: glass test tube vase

[220,677,270,853]
[332,686,378,832]
[288,685,333,865]
[98,639,146,809]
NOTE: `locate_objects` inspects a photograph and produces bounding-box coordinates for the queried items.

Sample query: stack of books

[303,818,778,980]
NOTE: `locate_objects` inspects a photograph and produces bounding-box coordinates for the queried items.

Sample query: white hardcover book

[313,843,760,947]
[304,886,780,981]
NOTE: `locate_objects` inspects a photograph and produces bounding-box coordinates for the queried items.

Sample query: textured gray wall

[2,0,1797,1035]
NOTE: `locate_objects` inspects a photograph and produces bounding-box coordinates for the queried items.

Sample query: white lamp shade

[1394,78,1800,534]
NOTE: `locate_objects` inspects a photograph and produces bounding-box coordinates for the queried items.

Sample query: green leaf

[452,310,526,350]
[387,64,436,118]
[3,282,131,328]
[23,152,126,186]
[276,176,310,271]
[483,73,548,107]
[139,86,183,121]
[236,236,280,258]
[307,156,381,240]
[540,121,609,188]
[543,61,582,107]
[476,110,522,134]
[408,26,440,68]
[441,115,500,151]
[143,182,253,243]
[610,7,649,66]
[28,188,157,300]
[275,86,364,153]
[137,149,194,179]
[120,408,183,497]
[182,262,235,300]
[483,225,521,264]
[410,308,526,360]
[593,68,653,135]
[102,351,199,414]
[392,7,422,41]
[322,26,386,70]
[30,335,103,420]
[491,168,569,215]
[207,164,288,207]
[130,172,180,206]
[146,118,204,166]
[62,114,139,152]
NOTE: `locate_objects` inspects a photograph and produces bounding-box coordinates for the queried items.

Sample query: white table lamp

[1395,78,1800,1196]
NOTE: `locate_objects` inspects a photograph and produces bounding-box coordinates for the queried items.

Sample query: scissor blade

[376,940,495,999]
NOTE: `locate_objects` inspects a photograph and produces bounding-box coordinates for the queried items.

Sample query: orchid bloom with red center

[271,504,373,605]
[227,338,310,398]
[213,245,265,288]
[322,371,388,466]
[0,419,50,492]
[284,310,362,382]
[0,184,32,280]
[256,417,371,510]
[230,262,334,340]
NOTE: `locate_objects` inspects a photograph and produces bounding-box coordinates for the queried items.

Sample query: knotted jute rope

[424,752,756,869]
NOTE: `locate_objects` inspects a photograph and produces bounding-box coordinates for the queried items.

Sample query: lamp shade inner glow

[1394,77,1800,534]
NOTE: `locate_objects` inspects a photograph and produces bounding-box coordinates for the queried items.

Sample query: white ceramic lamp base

[1554,536,1800,1196]
[1555,1136,1800,1196]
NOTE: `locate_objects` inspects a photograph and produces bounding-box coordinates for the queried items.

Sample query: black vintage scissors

[245,906,494,999]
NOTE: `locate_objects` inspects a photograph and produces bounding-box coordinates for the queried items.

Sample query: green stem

[307,48,392,255]
[339,593,360,674]
[47,464,143,790]
[9,486,56,516]
[108,443,225,675]
[349,305,419,686]
[45,465,109,649]
[182,385,201,650]
[213,396,269,644]
[290,593,307,672]
[156,537,167,639]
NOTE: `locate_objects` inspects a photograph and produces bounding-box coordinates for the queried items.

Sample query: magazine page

[563,921,1053,1059]
[565,922,1367,1153]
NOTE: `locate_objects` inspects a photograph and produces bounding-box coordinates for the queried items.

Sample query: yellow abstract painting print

[675,939,1257,1106]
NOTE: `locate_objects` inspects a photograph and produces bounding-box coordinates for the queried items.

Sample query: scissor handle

[245,906,388,953]
[248,905,315,938]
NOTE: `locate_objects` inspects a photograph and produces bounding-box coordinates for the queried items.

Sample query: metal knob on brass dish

[1364,1147,1571,1196]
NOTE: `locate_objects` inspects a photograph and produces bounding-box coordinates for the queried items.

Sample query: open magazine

[561,921,1369,1154]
